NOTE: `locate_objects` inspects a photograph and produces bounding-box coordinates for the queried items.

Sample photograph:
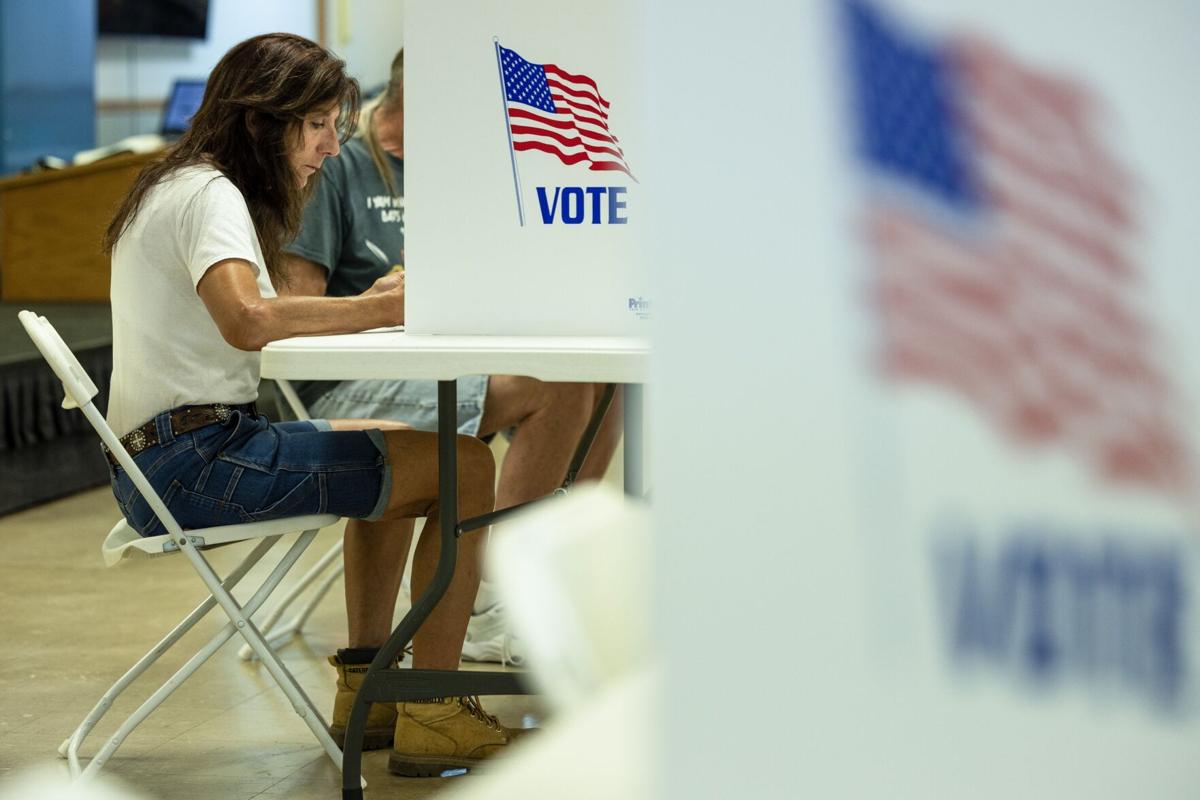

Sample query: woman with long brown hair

[104,33,523,776]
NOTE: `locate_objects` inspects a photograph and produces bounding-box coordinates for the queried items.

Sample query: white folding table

[260,330,648,798]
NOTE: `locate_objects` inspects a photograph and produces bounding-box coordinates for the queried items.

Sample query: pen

[365,238,404,275]
[364,238,390,269]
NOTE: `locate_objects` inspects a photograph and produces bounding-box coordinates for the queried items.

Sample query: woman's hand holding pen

[360,239,404,324]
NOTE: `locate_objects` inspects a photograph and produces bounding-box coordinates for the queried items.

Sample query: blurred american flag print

[843,0,1193,500]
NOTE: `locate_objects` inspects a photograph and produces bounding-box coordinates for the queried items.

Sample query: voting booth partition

[404,0,648,337]
[647,1,1200,798]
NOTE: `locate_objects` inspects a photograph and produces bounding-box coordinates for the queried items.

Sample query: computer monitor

[161,79,206,137]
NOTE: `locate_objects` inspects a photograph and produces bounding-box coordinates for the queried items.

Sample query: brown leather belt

[105,402,258,468]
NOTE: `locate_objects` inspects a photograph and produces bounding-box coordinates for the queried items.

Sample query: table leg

[437,379,459,554]
[623,383,644,497]
[341,381,463,799]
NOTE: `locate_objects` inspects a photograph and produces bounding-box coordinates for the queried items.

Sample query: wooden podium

[0,152,157,302]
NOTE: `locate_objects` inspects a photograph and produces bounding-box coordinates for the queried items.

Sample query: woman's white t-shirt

[107,165,276,437]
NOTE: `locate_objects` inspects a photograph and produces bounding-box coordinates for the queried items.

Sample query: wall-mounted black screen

[98,0,210,40]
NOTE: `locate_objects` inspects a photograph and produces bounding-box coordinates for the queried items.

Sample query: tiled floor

[0,485,549,800]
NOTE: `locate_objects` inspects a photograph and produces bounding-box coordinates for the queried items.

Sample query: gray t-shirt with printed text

[286,137,404,297]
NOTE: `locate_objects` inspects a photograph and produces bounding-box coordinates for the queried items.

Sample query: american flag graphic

[498,44,635,179]
[844,0,1193,499]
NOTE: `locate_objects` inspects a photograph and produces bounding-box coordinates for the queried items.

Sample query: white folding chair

[237,378,347,661]
[18,311,347,780]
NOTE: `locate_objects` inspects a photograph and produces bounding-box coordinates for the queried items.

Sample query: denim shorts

[109,407,392,538]
[301,376,490,436]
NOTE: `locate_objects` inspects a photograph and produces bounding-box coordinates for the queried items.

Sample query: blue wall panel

[0,0,95,174]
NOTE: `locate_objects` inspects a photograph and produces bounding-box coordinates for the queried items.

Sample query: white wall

[94,0,404,145]
[95,0,316,143]
[323,0,405,95]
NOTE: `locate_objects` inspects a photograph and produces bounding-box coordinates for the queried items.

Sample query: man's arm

[197,258,403,351]
[279,253,330,297]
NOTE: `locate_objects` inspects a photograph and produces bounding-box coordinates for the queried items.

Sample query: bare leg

[343,517,414,648]
[330,419,416,649]
[409,511,484,669]
[478,376,593,509]
[330,419,496,668]
[575,384,624,483]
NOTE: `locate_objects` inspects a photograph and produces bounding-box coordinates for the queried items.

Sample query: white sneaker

[462,631,526,667]
[466,602,508,643]
[462,604,526,666]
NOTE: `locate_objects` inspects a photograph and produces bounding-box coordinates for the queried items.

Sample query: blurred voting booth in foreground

[441,487,654,800]
[646,1,1200,798]
[405,0,648,336]
[401,0,1198,796]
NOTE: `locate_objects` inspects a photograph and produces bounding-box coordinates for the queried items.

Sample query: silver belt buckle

[126,427,148,453]
[213,403,232,423]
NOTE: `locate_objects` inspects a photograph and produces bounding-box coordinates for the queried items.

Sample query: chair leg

[78,532,328,782]
[70,531,356,783]
[239,629,348,775]
[179,530,350,776]
[285,561,344,637]
[80,605,252,778]
[259,562,344,654]
[61,537,280,777]
[238,539,345,661]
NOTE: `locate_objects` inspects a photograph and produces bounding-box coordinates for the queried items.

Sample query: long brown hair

[104,33,360,284]
[362,48,403,197]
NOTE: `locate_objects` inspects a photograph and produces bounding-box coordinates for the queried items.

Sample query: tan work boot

[387,696,528,777]
[328,654,398,750]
